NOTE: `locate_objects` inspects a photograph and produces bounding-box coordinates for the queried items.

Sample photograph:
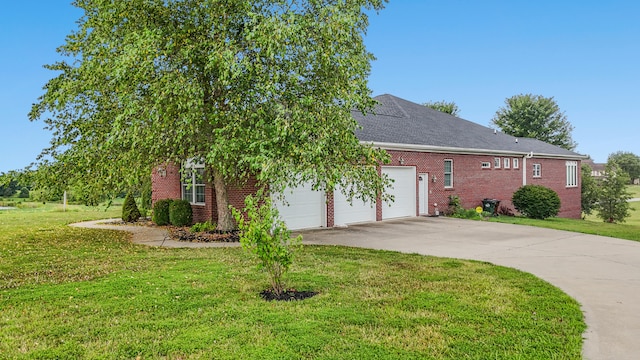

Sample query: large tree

[29,0,390,230]
[491,94,577,150]
[423,100,460,116]
[608,151,640,183]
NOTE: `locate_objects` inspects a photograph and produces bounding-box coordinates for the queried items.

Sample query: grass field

[491,186,640,241]
[0,203,585,359]
[626,184,640,198]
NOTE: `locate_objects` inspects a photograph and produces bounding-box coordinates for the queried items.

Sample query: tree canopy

[491,94,577,151]
[608,151,640,183]
[596,161,632,223]
[423,100,460,116]
[29,0,390,230]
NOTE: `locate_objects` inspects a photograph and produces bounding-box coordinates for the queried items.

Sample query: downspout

[523,151,534,186]
[522,156,527,186]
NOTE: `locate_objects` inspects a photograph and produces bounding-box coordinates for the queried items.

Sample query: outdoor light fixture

[399,157,405,165]
[431,174,437,182]
[157,166,167,178]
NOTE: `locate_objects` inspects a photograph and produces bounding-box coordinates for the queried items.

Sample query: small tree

[232,192,302,297]
[122,192,141,222]
[581,163,600,218]
[424,100,460,116]
[512,185,561,220]
[596,162,632,223]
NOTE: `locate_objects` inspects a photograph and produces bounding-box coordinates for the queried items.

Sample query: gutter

[364,141,588,161]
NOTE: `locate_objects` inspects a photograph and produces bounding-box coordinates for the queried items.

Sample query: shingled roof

[353,94,584,159]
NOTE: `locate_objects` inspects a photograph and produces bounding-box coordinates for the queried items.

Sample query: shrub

[169,199,193,226]
[121,192,141,222]
[232,193,302,297]
[512,185,561,219]
[446,195,462,215]
[190,220,217,233]
[152,199,173,226]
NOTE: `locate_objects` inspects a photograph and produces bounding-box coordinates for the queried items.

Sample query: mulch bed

[260,289,319,301]
[168,227,240,243]
[106,218,156,227]
[105,218,240,243]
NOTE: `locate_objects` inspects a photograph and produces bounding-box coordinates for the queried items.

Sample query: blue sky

[1,1,639,173]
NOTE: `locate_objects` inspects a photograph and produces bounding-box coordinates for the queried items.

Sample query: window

[481,162,491,169]
[444,159,453,188]
[532,163,541,178]
[566,161,578,187]
[182,164,206,204]
[513,158,519,169]
[503,158,510,169]
[494,157,501,168]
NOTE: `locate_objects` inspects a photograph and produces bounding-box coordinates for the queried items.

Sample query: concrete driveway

[300,216,640,360]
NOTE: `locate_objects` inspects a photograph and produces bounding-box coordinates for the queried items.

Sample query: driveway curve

[301,217,640,360]
[73,217,640,359]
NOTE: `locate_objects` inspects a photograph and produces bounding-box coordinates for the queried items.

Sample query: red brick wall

[209,177,261,224]
[151,163,260,225]
[385,150,582,219]
[525,158,582,218]
[151,163,181,203]
[152,153,582,228]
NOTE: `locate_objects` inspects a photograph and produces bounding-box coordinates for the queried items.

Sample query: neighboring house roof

[584,159,606,177]
[353,94,585,159]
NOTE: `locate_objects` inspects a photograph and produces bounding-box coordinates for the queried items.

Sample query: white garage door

[273,182,325,230]
[333,186,376,226]
[382,166,417,219]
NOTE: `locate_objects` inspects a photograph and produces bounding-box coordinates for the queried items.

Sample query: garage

[272,182,325,230]
[333,186,376,226]
[381,166,417,219]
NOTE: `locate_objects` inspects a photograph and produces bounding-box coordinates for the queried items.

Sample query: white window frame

[481,162,491,169]
[494,157,501,169]
[566,161,578,187]
[444,159,453,188]
[182,163,206,205]
[532,163,541,178]
[513,158,519,169]
[503,158,510,169]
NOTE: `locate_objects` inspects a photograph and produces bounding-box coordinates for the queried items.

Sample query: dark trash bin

[482,198,500,216]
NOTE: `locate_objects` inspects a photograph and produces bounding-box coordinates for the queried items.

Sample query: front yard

[0,204,584,359]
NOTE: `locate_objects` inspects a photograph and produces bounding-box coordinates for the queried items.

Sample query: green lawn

[0,203,585,359]
[490,190,640,241]
[627,184,640,198]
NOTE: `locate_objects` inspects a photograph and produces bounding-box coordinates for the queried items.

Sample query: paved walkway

[72,217,640,359]
[70,219,242,248]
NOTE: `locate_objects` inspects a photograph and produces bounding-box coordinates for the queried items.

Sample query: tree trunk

[212,167,235,231]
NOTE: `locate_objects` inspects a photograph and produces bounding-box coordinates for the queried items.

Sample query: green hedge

[169,199,193,226]
[152,199,173,226]
[512,185,561,220]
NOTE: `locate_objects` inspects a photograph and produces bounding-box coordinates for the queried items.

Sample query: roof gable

[353,94,584,158]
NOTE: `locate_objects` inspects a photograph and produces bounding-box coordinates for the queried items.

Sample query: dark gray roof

[353,94,584,158]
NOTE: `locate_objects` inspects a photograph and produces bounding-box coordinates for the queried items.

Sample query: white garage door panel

[333,186,376,226]
[273,183,325,230]
[382,166,416,219]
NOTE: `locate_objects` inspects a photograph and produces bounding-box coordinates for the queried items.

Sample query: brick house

[152,94,586,229]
